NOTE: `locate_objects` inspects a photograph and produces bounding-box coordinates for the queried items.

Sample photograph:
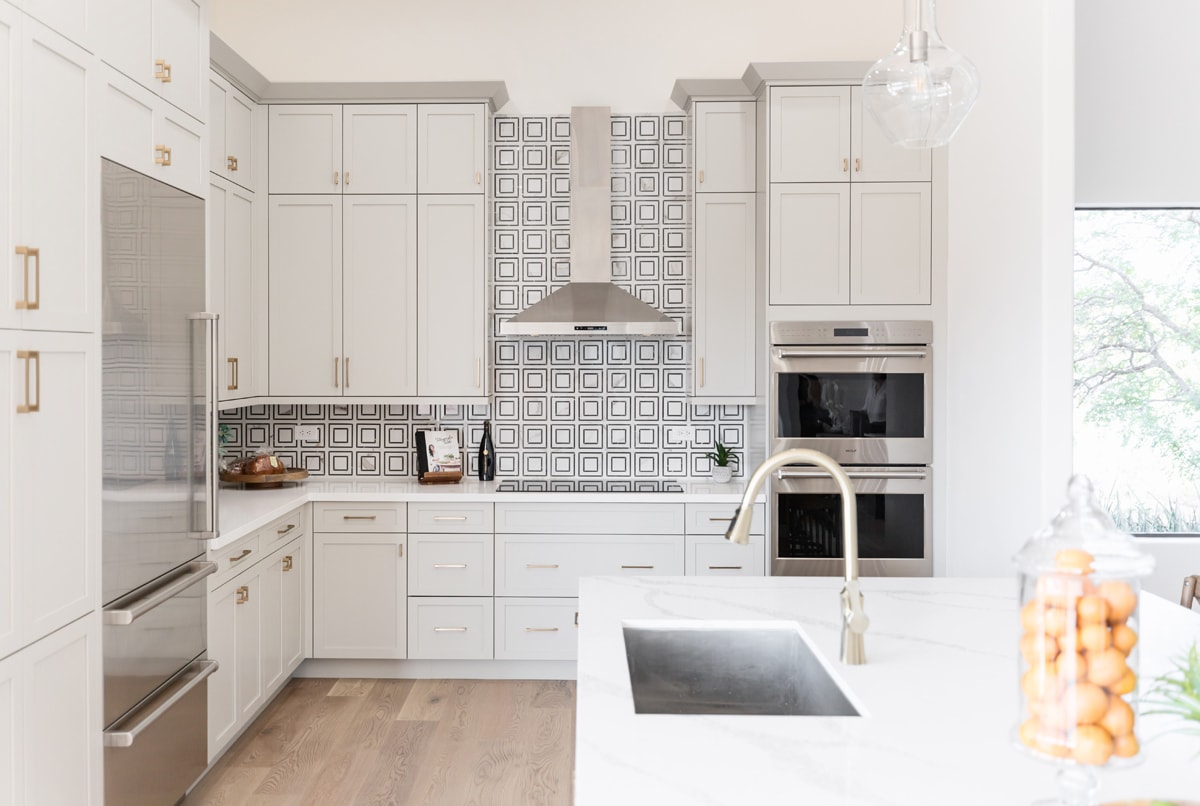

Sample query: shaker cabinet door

[769,86,851,183]
[850,182,932,305]
[417,104,486,194]
[269,105,342,194]
[769,183,849,305]
[343,104,416,194]
[694,193,755,399]
[694,101,755,194]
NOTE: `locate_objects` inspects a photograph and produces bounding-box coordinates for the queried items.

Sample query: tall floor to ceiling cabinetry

[0,3,102,803]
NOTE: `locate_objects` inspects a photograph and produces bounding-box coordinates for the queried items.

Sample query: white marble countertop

[213,477,759,551]
[574,576,1200,805]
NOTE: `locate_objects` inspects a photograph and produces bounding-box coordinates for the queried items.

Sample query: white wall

[1076,0,1200,207]
[213,0,1077,577]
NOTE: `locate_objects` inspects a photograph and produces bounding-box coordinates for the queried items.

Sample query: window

[1074,209,1200,534]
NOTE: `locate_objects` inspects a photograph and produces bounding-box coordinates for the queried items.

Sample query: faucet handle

[840,580,869,665]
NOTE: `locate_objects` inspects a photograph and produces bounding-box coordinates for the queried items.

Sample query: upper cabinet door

[851,86,932,182]
[21,0,91,51]
[0,5,18,331]
[769,183,849,305]
[418,104,485,194]
[343,105,416,194]
[694,194,755,399]
[769,86,851,183]
[224,84,255,188]
[151,0,204,121]
[850,182,931,305]
[269,105,342,194]
[694,101,755,194]
[208,76,227,178]
[19,19,92,333]
[95,0,152,88]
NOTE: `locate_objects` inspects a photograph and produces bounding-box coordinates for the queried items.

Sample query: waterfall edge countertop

[574,576,1200,806]
[214,478,760,551]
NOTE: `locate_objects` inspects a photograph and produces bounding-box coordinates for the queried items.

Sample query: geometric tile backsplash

[220,113,748,479]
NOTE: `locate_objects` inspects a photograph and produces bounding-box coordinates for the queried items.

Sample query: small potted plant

[705,442,740,484]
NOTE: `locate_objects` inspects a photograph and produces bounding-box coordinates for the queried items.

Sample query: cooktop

[495,479,685,493]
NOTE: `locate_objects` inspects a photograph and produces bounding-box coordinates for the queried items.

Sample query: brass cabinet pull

[342,514,377,521]
[698,356,704,388]
[475,357,481,388]
[433,626,468,633]
[474,171,481,185]
[524,627,559,633]
[842,157,849,172]
[855,157,861,173]
[155,145,172,166]
[344,356,350,388]
[708,565,744,571]
[277,523,296,536]
[235,585,248,604]
[698,169,705,184]
[525,563,559,569]
[227,156,238,172]
[14,246,40,310]
[398,545,403,558]
[574,611,579,627]
[432,516,468,521]
[432,563,468,569]
[226,356,238,390]
[344,171,350,186]
[16,350,39,413]
[333,356,339,387]
[230,548,252,563]
[154,59,172,83]
[282,556,294,572]
[621,565,654,570]
[333,171,339,186]
[708,517,733,522]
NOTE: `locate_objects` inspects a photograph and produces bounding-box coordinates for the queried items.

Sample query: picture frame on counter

[416,429,464,484]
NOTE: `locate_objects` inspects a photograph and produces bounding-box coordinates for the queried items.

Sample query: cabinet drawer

[209,534,261,590]
[495,534,685,597]
[408,534,494,596]
[407,502,493,533]
[494,598,578,661]
[313,502,405,533]
[494,503,684,535]
[685,502,765,535]
[686,534,766,577]
[407,598,493,660]
[260,507,308,555]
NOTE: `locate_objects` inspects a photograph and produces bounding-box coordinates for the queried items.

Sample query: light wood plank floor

[184,678,575,806]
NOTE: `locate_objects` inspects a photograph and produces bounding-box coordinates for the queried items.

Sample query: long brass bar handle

[14,246,39,310]
[475,357,481,388]
[226,357,238,390]
[698,356,704,388]
[154,59,172,83]
[432,516,468,522]
[708,517,733,522]
[621,565,654,570]
[525,627,559,633]
[235,586,249,604]
[433,626,468,633]
[15,350,39,413]
[334,356,339,388]
[345,356,350,388]
[342,514,377,521]
[282,556,294,572]
[432,563,468,569]
[708,565,744,571]
[155,145,172,166]
[230,548,252,563]
[525,563,559,569]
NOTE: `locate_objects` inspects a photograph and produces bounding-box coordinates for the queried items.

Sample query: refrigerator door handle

[103,561,217,626]
[103,659,219,748]
[188,312,220,540]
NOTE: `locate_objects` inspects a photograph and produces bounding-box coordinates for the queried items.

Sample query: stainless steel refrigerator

[100,158,220,805]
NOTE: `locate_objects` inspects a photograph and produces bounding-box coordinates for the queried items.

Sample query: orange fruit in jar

[1022,664,1060,700]
[1100,695,1134,737]
[1034,694,1071,731]
[1038,573,1089,608]
[1021,632,1060,665]
[1077,595,1110,625]
[1112,732,1139,758]
[1021,598,1046,633]
[1110,668,1137,696]
[1072,682,1110,725]
[1058,651,1089,682]
[1035,735,1072,759]
[1072,724,1114,766]
[1079,622,1111,653]
[1087,647,1129,688]
[1044,606,1072,637]
[1111,623,1138,655]
[1097,580,1137,623]
[1055,548,1095,573]
[1019,717,1041,748]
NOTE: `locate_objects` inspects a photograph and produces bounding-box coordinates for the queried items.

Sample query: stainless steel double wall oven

[770,321,933,576]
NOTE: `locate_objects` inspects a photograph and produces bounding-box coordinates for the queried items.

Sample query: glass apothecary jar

[1013,475,1155,777]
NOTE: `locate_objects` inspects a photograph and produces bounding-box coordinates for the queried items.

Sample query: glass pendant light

[861,0,980,149]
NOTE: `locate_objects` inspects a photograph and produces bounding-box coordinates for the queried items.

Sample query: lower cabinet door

[259,548,284,696]
[407,597,493,660]
[207,567,263,761]
[280,538,305,675]
[685,534,766,577]
[494,598,578,661]
[313,533,406,659]
[494,534,685,597]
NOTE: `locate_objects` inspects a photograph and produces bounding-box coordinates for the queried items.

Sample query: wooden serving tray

[419,470,463,485]
[219,467,310,489]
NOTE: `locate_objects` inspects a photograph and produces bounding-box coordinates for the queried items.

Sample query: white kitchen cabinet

[209,71,256,190]
[694,101,755,194]
[279,537,305,674]
[693,193,755,399]
[417,194,486,398]
[494,598,578,661]
[313,501,406,533]
[344,105,416,194]
[408,534,494,597]
[99,65,205,198]
[407,597,492,660]
[0,331,95,655]
[0,646,16,804]
[207,561,263,759]
[260,536,303,696]
[850,182,932,305]
[494,534,685,598]
[209,177,260,401]
[20,0,89,51]
[95,0,205,122]
[312,533,406,659]
[770,183,849,305]
[769,86,931,184]
[417,103,486,194]
[685,534,766,577]
[270,104,418,195]
[1,16,93,333]
[268,194,417,397]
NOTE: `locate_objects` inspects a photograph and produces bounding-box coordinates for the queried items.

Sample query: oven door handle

[777,468,929,480]
[774,348,928,359]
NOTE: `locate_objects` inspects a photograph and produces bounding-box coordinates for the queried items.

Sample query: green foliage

[1144,643,1200,737]
[704,442,739,467]
[1097,485,1200,534]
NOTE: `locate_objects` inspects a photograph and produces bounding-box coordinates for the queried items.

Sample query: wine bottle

[478,419,495,481]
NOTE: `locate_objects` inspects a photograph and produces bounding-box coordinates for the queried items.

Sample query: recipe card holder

[415,429,464,485]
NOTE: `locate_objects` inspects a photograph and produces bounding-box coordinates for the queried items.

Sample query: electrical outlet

[296,425,319,442]
[666,426,694,445]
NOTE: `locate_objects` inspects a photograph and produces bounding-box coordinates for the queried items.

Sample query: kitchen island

[575,576,1200,805]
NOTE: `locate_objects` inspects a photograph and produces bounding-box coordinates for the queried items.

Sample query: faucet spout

[723,448,870,665]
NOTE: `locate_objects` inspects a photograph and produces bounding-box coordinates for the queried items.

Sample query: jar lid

[1013,475,1155,577]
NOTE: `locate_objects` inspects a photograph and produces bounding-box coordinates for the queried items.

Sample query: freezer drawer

[105,658,216,806]
[103,561,214,725]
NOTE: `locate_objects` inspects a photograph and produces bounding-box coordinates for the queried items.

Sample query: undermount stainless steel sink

[622,621,862,717]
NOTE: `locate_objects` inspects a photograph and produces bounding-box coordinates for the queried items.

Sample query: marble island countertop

[574,576,1200,806]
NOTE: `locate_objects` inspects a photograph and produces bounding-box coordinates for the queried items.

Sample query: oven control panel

[770,320,932,346]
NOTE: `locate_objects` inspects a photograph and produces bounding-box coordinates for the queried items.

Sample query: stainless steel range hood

[498,107,681,337]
